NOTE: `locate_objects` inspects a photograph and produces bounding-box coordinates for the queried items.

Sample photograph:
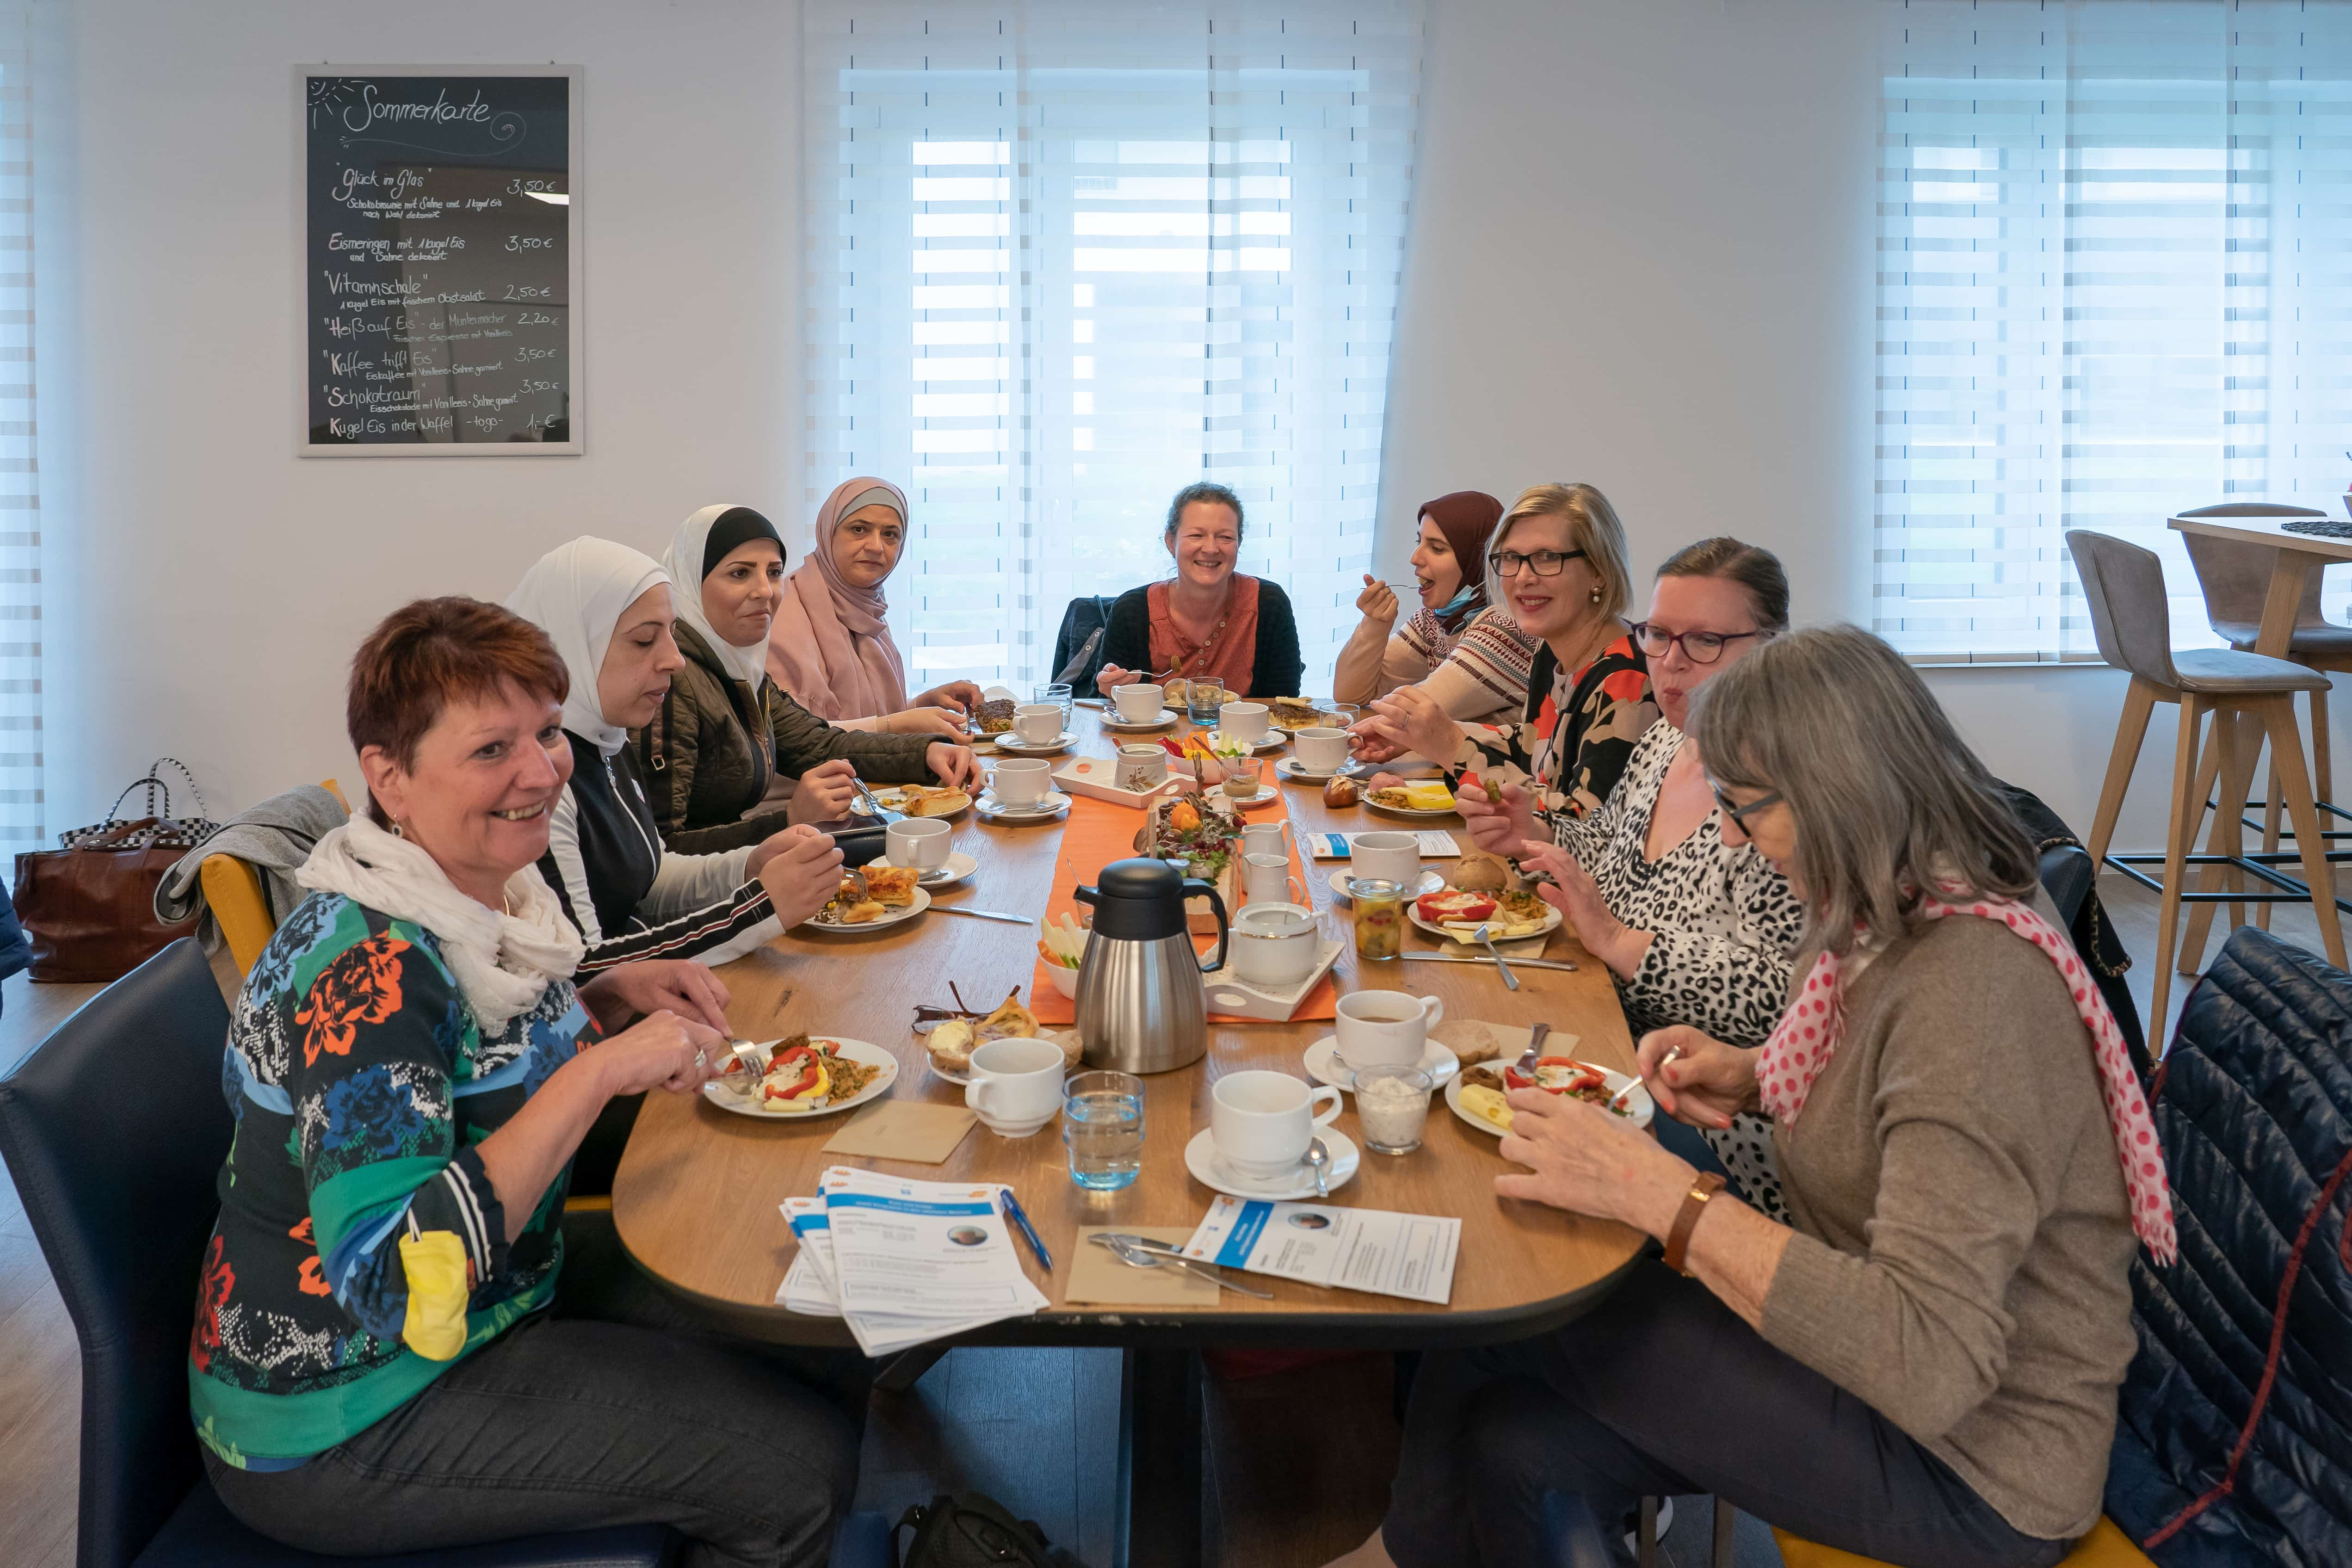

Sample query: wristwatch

[1663,1172,1727,1277]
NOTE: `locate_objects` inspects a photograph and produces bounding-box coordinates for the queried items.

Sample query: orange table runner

[1029,786,1334,1025]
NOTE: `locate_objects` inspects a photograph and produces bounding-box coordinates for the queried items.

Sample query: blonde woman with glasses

[1349,482,1655,819]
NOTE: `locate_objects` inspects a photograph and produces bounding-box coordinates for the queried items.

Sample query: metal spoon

[1092,1234,1273,1299]
[1470,923,1519,991]
[1513,1020,1553,1083]
[1305,1136,1331,1199]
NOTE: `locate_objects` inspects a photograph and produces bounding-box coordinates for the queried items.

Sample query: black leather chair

[2038,842,2098,930]
[0,939,892,1568]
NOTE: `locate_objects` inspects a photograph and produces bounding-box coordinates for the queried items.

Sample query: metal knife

[1401,952,1579,972]
[929,906,1037,926]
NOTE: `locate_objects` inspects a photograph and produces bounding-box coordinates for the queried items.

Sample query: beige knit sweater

[1761,915,2139,1542]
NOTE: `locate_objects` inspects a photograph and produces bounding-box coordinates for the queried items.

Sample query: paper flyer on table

[777,1197,840,1317]
[1306,831,1460,859]
[1182,1198,1460,1304]
[779,1167,1048,1355]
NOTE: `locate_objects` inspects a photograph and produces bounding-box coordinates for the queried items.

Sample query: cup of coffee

[1220,702,1271,746]
[1241,820,1289,860]
[1116,744,1169,794]
[1349,830,1421,889]
[991,758,1053,806]
[1113,683,1165,723]
[1241,852,1304,908]
[1210,1069,1342,1183]
[1230,900,1317,986]
[965,1037,1068,1137]
[1294,726,1350,773]
[1013,703,1062,743]
[885,816,952,870]
[1333,990,1445,1074]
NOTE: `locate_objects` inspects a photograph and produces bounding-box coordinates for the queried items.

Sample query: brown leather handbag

[15,761,218,982]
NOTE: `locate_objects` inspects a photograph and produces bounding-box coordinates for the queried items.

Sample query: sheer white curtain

[0,3,43,844]
[1877,0,2352,663]
[802,0,1424,694]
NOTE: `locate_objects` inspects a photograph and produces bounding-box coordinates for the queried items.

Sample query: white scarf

[664,504,780,689]
[504,536,671,757]
[296,815,585,1033]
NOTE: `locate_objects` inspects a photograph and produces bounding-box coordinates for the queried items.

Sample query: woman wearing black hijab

[636,503,979,853]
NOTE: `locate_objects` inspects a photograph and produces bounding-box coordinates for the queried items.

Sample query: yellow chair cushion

[198,854,278,977]
[1773,1517,2153,1568]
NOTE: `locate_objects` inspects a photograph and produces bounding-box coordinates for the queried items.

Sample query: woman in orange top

[1092,482,1305,699]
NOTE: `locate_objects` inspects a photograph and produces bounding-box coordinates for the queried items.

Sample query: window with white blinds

[1878,0,2352,663]
[803,2,1423,692]
[0,5,43,845]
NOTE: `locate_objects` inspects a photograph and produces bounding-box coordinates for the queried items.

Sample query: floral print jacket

[1453,631,1656,821]
[189,891,596,1470]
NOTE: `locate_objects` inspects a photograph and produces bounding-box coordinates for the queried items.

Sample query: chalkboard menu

[300,68,582,455]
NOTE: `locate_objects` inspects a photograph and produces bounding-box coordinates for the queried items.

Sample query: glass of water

[1035,681,1074,728]
[1185,681,1227,728]
[1062,1069,1145,1191]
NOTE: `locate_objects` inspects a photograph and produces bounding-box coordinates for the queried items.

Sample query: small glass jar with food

[1351,877,1405,962]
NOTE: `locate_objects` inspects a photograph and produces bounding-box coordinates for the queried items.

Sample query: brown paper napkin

[1065,1226,1222,1306]
[820,1101,978,1163]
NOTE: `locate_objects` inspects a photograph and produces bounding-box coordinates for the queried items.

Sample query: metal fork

[1471,923,1520,991]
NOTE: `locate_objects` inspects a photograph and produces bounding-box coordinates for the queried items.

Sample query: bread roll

[1323,775,1359,808]
[1453,851,1508,892]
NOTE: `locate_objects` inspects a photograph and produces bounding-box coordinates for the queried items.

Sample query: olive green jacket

[630,622,938,853]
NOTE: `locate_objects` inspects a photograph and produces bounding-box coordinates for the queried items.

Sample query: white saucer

[1277,755,1353,783]
[1183,1127,1361,1201]
[1210,730,1290,755]
[1103,708,1180,731]
[1327,867,1446,903]
[1302,1035,1460,1091]
[977,789,1072,822]
[867,850,978,890]
[992,731,1079,755]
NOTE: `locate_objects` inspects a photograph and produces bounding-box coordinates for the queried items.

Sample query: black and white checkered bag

[57,758,222,850]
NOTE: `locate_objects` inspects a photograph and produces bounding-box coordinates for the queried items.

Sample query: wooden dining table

[611,710,1648,1567]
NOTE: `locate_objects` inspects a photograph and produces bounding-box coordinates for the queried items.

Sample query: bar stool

[2177,503,2352,938]
[2069,530,2346,1030]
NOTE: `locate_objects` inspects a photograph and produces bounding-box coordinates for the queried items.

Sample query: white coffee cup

[1241,852,1304,908]
[991,758,1053,805]
[1220,702,1271,745]
[1230,900,1318,986]
[1334,990,1446,1074]
[1013,703,1062,743]
[1116,744,1169,794]
[885,816,952,870]
[964,1037,1067,1137]
[1349,830,1421,888]
[1114,683,1166,722]
[1210,1069,1343,1182]
[1294,726,1350,772]
[1241,820,1289,860]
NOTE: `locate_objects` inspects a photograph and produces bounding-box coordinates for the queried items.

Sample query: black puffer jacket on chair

[2104,926,2352,1566]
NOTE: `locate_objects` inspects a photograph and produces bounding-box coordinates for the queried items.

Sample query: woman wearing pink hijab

[766,477,982,734]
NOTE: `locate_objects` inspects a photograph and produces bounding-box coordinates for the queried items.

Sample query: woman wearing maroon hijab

[1333,489,1538,719]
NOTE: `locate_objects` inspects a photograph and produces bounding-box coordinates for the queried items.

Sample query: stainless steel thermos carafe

[1071,857,1229,1074]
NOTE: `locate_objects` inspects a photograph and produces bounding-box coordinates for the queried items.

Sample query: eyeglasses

[1705,776,1783,829]
[1487,548,1587,579]
[1629,623,1766,666]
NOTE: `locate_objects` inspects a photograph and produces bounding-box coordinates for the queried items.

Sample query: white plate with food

[922,992,1084,1084]
[866,850,979,891]
[977,790,1072,822]
[704,1036,899,1118]
[1183,1127,1360,1201]
[798,872,932,934]
[1266,698,1345,733]
[1207,730,1290,756]
[1406,889,1559,946]
[1445,1058,1653,1136]
[1327,867,1446,903]
[1101,708,1180,732]
[991,731,1080,756]
[855,784,974,821]
[1363,784,1461,820]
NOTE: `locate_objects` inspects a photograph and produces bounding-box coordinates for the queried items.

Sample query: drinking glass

[1062,1069,1145,1191]
[1353,1065,1433,1154]
[1185,682,1227,727]
[1035,681,1074,727]
[1225,754,1265,802]
[1351,877,1405,962]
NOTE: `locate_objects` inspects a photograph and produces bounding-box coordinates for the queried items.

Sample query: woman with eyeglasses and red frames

[1456,536,1802,1215]
[1350,482,1656,818]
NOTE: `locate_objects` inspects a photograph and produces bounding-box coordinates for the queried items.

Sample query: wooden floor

[0,863,2336,1564]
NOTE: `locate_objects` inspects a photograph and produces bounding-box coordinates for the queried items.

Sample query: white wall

[1373,0,2342,846]
[55,0,800,825]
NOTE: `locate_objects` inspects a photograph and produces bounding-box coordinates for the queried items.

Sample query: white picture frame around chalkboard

[296,65,585,457]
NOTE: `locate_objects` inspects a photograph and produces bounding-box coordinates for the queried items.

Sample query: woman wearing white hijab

[766,476,984,732]
[506,537,844,970]
[641,504,979,853]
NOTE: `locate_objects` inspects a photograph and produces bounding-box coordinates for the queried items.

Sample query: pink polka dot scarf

[1758,895,2177,1264]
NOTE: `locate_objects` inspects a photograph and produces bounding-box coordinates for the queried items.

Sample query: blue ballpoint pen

[998,1187,1053,1272]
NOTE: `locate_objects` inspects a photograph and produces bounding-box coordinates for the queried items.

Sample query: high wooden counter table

[611,711,1648,1566]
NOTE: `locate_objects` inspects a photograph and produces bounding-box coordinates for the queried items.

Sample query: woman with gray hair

[1337,625,2172,1568]
[1351,482,1654,817]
